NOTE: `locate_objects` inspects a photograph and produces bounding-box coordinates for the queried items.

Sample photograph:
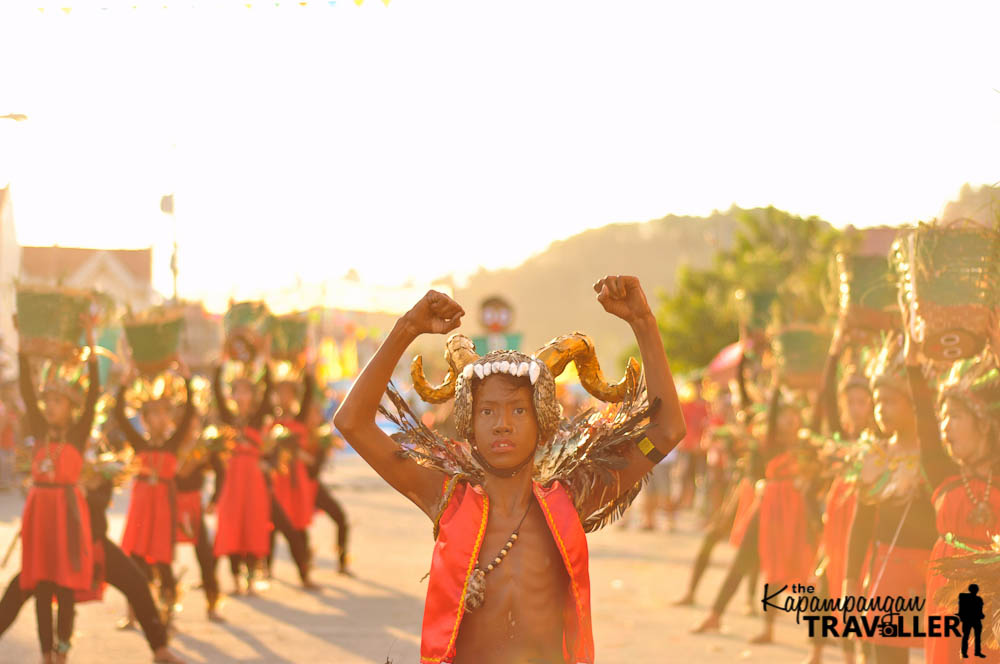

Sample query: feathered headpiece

[868,333,909,396]
[939,355,1000,426]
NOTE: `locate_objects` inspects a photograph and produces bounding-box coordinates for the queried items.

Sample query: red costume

[114,380,193,565]
[757,451,817,586]
[925,476,1000,663]
[212,365,274,558]
[121,450,178,564]
[270,418,318,531]
[822,475,858,598]
[214,426,273,558]
[20,442,94,592]
[175,489,203,544]
[420,480,594,664]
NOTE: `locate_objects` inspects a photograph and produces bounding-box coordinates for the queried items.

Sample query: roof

[21,245,152,284]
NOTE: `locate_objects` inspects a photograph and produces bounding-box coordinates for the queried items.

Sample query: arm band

[637,436,666,463]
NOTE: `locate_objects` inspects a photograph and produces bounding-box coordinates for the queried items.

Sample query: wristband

[637,436,665,463]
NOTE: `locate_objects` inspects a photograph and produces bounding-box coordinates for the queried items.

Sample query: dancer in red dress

[748,391,821,645]
[114,362,194,626]
[17,315,99,663]
[907,321,1000,664]
[173,410,224,621]
[212,356,274,594]
[806,320,876,664]
[264,369,318,588]
[846,334,936,664]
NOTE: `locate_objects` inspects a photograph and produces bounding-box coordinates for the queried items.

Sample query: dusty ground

[0,456,923,663]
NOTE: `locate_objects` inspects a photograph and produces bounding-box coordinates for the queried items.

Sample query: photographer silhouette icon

[957,584,987,659]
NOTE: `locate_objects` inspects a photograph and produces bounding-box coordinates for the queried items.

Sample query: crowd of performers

[3,266,1000,664]
[0,312,353,664]
[661,306,1000,664]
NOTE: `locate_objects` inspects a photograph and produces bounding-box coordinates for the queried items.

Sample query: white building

[19,245,156,312]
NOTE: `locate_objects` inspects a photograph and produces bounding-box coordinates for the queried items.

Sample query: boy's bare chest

[455,504,569,658]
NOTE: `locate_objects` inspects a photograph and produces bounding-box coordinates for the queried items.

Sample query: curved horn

[410,334,480,404]
[534,332,639,402]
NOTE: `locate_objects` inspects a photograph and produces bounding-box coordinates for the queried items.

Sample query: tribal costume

[916,357,1000,664]
[846,338,936,658]
[17,352,98,657]
[114,376,195,616]
[212,366,274,573]
[381,333,653,664]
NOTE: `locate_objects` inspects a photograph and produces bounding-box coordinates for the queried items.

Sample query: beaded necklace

[463,499,533,611]
[961,467,994,526]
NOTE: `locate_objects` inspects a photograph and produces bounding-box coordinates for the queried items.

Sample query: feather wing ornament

[379,376,655,534]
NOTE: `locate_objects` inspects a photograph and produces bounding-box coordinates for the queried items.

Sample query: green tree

[632,206,842,373]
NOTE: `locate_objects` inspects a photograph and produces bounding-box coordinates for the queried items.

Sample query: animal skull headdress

[410,332,640,443]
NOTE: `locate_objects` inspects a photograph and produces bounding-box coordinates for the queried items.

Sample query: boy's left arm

[577,276,687,516]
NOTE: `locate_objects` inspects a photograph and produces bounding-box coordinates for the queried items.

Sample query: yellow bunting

[60,7,71,14]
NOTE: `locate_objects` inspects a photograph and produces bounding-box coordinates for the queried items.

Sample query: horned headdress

[381,332,653,534]
[409,332,640,442]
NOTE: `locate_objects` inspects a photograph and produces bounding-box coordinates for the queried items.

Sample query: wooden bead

[504,541,513,549]
[494,558,502,565]
[487,564,494,571]
[499,550,507,557]
[510,534,518,541]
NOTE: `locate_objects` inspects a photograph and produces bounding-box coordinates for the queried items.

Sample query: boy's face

[472,375,539,471]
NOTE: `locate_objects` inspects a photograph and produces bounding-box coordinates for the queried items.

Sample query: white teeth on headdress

[508,363,518,376]
[529,361,541,385]
[483,362,492,377]
[462,364,474,380]
[492,361,502,373]
[500,360,510,374]
[517,362,529,377]
[474,364,485,380]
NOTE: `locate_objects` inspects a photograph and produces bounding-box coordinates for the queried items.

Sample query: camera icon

[877,619,898,637]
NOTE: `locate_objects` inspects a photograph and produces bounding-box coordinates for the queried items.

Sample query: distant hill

[447,209,746,373]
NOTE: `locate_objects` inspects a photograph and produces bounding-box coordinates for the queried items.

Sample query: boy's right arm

[334,291,464,520]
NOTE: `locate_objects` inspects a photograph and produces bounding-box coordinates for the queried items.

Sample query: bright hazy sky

[1,0,998,309]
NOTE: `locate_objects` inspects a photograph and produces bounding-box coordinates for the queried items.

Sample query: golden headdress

[410,332,639,443]
[39,356,90,408]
